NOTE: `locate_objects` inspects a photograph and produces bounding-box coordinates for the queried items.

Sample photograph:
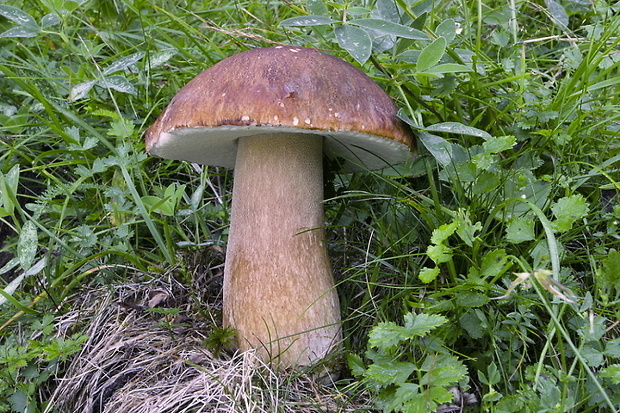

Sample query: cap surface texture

[146,45,414,172]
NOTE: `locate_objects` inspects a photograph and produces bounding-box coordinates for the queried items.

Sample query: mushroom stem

[223,133,342,368]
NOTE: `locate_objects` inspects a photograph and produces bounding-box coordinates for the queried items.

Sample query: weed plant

[0,0,619,412]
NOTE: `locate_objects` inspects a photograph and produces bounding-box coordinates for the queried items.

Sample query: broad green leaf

[417,36,446,72]
[350,18,428,40]
[551,194,589,232]
[388,383,421,411]
[421,365,466,387]
[68,80,97,101]
[98,75,137,95]
[0,164,19,216]
[456,291,489,308]
[280,15,336,26]
[402,313,448,337]
[346,353,366,377]
[417,132,458,166]
[0,26,39,38]
[368,321,407,348]
[108,117,135,138]
[371,0,400,23]
[425,63,473,74]
[545,0,569,29]
[472,152,496,170]
[598,249,620,290]
[506,217,535,243]
[482,135,516,153]
[307,0,328,15]
[421,122,492,138]
[364,361,416,384]
[454,209,482,247]
[0,5,38,29]
[334,24,372,64]
[436,18,457,43]
[148,50,176,69]
[40,13,61,28]
[8,391,28,413]
[459,311,485,339]
[103,52,145,76]
[424,386,455,405]
[419,266,440,283]
[581,345,604,367]
[401,395,430,413]
[604,338,620,357]
[479,249,510,279]
[18,220,38,270]
[427,243,452,264]
[600,365,620,384]
[430,221,458,244]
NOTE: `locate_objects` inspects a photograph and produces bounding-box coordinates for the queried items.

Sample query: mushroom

[145,46,414,370]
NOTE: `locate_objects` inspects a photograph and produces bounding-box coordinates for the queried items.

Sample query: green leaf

[417,36,446,72]
[454,209,482,247]
[455,291,488,307]
[402,313,448,337]
[40,13,61,28]
[0,26,39,38]
[0,5,38,29]
[482,135,516,153]
[350,18,428,40]
[103,52,145,76]
[368,321,407,348]
[479,249,510,279]
[436,18,457,43]
[430,221,458,244]
[604,338,620,357]
[98,75,137,95]
[425,63,473,74]
[545,0,569,29]
[506,217,535,243]
[108,117,135,138]
[598,249,620,291]
[307,0,328,15]
[581,345,604,367]
[419,266,440,283]
[421,122,492,138]
[427,243,452,264]
[459,311,485,339]
[18,221,38,270]
[364,361,416,384]
[551,194,589,232]
[8,390,29,413]
[417,132,461,166]
[0,164,19,217]
[334,24,372,64]
[346,353,366,376]
[280,15,336,26]
[68,80,97,101]
[600,364,620,384]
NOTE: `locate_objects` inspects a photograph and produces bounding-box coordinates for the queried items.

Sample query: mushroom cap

[146,45,414,172]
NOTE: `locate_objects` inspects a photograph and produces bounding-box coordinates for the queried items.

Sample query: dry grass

[44,275,371,413]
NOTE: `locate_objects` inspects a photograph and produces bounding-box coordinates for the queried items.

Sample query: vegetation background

[0,0,619,412]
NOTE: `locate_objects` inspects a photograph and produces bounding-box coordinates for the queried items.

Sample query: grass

[1,0,619,411]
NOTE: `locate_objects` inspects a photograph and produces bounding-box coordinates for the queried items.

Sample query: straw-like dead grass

[45,271,370,413]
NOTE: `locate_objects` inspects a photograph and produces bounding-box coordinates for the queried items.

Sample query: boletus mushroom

[145,46,414,371]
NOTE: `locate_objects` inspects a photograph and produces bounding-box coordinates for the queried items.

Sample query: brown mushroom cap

[146,45,414,172]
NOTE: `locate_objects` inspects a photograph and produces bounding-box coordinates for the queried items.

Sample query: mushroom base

[223,133,342,370]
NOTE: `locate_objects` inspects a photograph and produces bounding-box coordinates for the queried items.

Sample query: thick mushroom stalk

[145,45,415,373]
[223,133,342,367]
